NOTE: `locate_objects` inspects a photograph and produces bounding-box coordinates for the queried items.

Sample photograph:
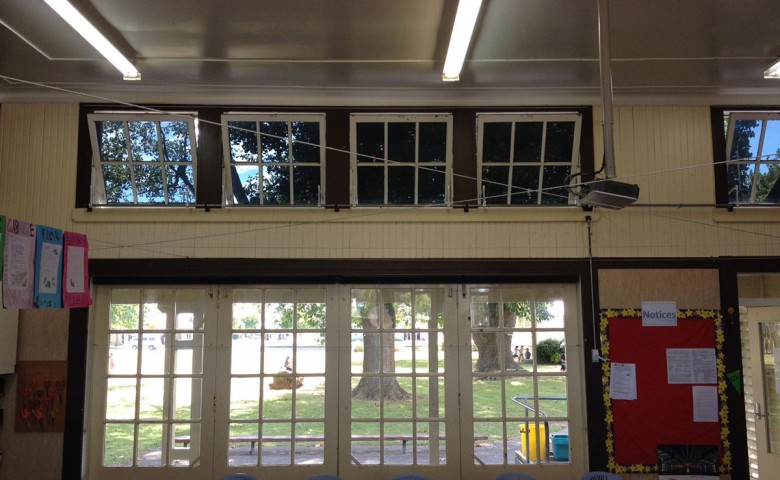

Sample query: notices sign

[642,301,677,326]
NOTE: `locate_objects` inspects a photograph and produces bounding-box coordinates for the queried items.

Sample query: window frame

[87,112,199,206]
[349,113,453,207]
[476,112,582,206]
[722,110,780,206]
[221,113,327,207]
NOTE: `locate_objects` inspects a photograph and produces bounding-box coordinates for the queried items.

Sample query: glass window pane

[231,165,261,204]
[263,164,291,204]
[357,166,384,204]
[514,122,543,163]
[418,166,446,204]
[511,166,539,205]
[482,166,509,205]
[128,121,161,162]
[231,378,260,420]
[483,122,511,163]
[260,121,289,163]
[229,422,258,465]
[165,165,195,204]
[101,164,134,203]
[544,121,575,163]
[419,122,446,163]
[104,423,135,466]
[228,121,258,162]
[755,163,780,203]
[351,421,380,464]
[291,122,320,163]
[139,378,165,420]
[233,337,261,374]
[110,291,140,329]
[538,376,568,416]
[173,334,202,374]
[388,166,415,204]
[730,119,762,160]
[295,422,325,464]
[541,165,571,205]
[97,120,128,162]
[160,121,193,163]
[357,123,384,161]
[136,423,165,466]
[728,163,754,204]
[292,165,320,205]
[388,122,415,163]
[133,165,165,203]
[106,378,137,420]
[261,426,292,465]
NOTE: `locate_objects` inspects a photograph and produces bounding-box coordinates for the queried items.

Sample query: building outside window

[350,114,452,206]
[222,114,325,206]
[87,113,198,206]
[476,113,582,206]
[724,111,780,205]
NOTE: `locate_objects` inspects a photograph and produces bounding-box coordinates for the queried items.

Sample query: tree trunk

[351,304,410,401]
[472,304,516,379]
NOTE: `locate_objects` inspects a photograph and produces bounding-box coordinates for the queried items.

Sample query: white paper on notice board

[642,301,677,326]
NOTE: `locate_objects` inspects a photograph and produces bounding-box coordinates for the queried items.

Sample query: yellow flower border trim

[600,309,731,475]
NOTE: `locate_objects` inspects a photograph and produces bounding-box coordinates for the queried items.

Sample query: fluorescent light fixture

[765,57,780,79]
[442,0,482,81]
[44,0,141,80]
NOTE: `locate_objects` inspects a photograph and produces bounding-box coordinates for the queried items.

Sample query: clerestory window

[222,114,325,206]
[724,111,780,205]
[477,113,582,206]
[87,113,198,206]
[350,114,452,206]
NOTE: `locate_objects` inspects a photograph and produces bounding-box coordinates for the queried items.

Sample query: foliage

[96,119,195,204]
[536,338,564,364]
[227,120,321,205]
[109,304,139,330]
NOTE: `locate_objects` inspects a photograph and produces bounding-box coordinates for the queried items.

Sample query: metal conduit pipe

[598,0,616,178]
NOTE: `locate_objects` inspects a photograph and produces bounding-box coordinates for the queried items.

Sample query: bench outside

[175,434,489,455]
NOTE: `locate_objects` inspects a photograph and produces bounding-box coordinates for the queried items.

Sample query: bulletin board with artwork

[600,309,729,476]
[15,361,68,433]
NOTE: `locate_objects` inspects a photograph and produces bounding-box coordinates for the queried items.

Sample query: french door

[745,306,780,477]
[86,283,584,480]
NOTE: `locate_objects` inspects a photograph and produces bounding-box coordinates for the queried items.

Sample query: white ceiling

[1,0,779,106]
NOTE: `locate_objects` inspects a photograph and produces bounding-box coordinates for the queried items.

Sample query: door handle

[755,402,766,420]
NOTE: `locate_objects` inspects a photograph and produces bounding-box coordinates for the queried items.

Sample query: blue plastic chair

[495,472,537,480]
[581,472,622,480]
[220,474,257,480]
[308,475,343,480]
[392,475,432,480]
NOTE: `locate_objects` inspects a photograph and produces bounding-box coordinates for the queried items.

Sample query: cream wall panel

[1,102,779,260]
[0,104,78,230]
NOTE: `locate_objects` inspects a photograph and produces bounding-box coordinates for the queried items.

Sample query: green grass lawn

[103,360,568,465]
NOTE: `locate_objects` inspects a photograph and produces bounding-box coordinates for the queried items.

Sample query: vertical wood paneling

[3,103,780,261]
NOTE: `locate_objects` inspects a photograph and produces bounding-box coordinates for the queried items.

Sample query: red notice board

[601,309,727,473]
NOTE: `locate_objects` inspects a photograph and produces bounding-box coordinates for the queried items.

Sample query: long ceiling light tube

[765,57,780,79]
[44,0,141,80]
[442,0,482,81]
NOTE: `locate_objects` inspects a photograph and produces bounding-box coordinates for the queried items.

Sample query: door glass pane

[102,288,207,468]
[349,287,447,466]
[228,287,327,466]
[470,286,571,465]
[761,321,780,453]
